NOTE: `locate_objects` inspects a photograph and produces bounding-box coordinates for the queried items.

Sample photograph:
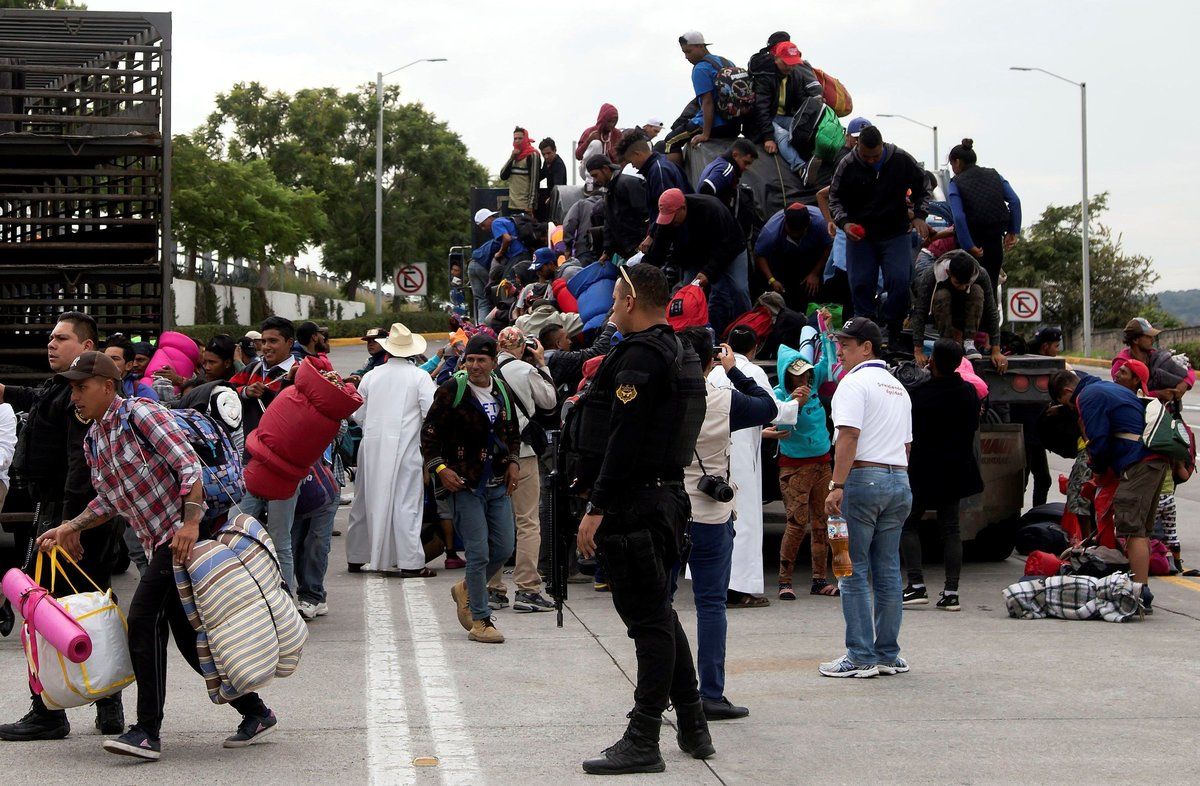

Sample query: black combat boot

[0,695,69,741]
[95,693,125,735]
[673,699,715,759]
[582,709,666,775]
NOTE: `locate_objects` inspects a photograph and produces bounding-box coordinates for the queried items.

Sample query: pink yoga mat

[2,568,92,663]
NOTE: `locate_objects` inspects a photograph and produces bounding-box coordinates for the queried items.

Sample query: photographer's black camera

[697,474,734,503]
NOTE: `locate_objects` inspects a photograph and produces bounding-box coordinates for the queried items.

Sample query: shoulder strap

[451,370,469,408]
[492,375,515,421]
[496,365,531,420]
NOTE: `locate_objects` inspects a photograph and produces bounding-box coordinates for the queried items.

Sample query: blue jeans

[697,250,752,337]
[468,259,493,323]
[238,489,300,593]
[452,484,515,620]
[839,467,911,666]
[687,518,735,702]
[845,233,913,325]
[291,499,339,604]
[771,116,806,172]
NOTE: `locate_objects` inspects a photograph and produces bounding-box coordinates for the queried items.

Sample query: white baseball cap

[678,31,711,46]
[644,117,664,128]
[473,208,499,225]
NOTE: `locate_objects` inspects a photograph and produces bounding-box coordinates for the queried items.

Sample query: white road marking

[365,575,416,786]
[401,580,483,785]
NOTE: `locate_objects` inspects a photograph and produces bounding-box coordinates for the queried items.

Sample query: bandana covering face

[514,131,538,161]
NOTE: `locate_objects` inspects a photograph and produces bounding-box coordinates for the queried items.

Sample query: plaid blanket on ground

[1003,573,1145,623]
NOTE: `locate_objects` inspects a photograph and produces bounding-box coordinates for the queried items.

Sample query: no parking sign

[395,263,428,296]
[1006,288,1042,323]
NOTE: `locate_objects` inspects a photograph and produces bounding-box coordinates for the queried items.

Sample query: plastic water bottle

[828,517,852,578]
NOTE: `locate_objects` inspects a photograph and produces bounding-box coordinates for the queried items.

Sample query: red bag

[813,66,853,118]
[552,277,579,314]
[1024,551,1065,577]
[667,284,708,331]
[721,305,773,342]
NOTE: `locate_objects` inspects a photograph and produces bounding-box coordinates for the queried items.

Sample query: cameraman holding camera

[678,329,777,722]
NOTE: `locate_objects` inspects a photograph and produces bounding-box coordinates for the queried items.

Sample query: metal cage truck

[0,9,172,546]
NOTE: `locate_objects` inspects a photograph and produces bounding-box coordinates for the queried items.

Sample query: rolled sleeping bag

[141,331,202,393]
[2,568,91,663]
[244,360,362,500]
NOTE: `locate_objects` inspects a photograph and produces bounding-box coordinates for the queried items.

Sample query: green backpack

[1142,398,1193,463]
[450,370,514,421]
[813,106,846,163]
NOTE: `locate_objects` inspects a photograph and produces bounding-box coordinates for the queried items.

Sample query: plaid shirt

[85,397,202,556]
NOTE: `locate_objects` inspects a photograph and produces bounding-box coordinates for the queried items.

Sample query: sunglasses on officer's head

[617,265,637,300]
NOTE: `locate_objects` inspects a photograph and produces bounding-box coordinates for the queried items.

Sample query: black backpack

[510,213,544,250]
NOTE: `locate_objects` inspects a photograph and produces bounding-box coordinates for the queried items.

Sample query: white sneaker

[963,339,982,360]
[314,602,329,617]
[297,600,319,621]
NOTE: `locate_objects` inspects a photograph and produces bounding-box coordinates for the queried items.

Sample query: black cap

[464,334,497,359]
[585,153,619,173]
[362,327,387,341]
[832,317,884,351]
[54,350,122,383]
[1033,326,1062,345]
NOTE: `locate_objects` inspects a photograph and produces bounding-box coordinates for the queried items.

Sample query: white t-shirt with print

[469,381,500,423]
[831,360,912,466]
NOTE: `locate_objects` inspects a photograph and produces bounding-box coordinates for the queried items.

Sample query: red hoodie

[574,103,620,162]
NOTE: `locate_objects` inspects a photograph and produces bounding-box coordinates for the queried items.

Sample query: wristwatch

[828,481,844,491]
[585,502,606,517]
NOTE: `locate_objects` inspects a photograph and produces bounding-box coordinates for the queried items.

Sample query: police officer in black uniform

[572,264,713,775]
[0,312,123,741]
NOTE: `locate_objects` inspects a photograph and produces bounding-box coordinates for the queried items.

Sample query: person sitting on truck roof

[900,338,983,612]
[104,338,159,401]
[911,250,1006,372]
[751,39,824,177]
[659,31,743,166]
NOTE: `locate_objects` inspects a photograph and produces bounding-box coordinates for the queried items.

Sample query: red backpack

[721,305,773,342]
[667,284,709,331]
[812,66,853,117]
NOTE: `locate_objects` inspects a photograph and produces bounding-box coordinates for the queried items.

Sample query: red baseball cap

[771,41,803,66]
[657,188,687,225]
[1113,356,1151,396]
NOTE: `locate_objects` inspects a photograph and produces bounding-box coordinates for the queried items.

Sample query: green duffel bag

[813,106,846,163]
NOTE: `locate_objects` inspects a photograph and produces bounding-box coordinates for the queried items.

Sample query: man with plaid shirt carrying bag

[37,352,277,761]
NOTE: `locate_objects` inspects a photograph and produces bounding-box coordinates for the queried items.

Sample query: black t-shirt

[649,194,746,282]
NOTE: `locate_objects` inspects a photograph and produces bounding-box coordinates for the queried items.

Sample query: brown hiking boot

[468,618,504,644]
[450,580,472,631]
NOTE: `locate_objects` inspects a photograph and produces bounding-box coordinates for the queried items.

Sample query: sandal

[727,594,771,609]
[778,584,796,601]
[392,567,438,578]
[811,579,840,597]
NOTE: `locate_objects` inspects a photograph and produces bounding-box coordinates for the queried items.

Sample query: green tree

[201,82,487,301]
[172,134,328,290]
[1004,193,1164,334]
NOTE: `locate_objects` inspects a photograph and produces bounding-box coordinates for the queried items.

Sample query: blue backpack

[90,400,246,522]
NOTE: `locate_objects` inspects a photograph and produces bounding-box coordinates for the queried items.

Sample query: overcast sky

[91,0,1199,292]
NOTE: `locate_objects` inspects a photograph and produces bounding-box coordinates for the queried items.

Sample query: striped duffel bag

[175,514,308,703]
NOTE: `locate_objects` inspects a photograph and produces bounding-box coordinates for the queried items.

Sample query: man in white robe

[345,323,437,575]
[706,326,772,602]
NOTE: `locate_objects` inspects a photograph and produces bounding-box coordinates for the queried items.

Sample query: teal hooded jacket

[773,342,833,460]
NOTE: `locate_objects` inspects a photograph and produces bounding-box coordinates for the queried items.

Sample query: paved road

[0,345,1195,784]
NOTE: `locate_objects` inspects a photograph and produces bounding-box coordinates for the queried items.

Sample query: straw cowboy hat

[378,322,427,358]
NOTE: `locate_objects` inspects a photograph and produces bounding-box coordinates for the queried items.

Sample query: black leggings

[900,502,962,592]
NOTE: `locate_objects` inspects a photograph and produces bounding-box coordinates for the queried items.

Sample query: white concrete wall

[171,279,367,325]
[173,279,197,326]
[214,284,252,325]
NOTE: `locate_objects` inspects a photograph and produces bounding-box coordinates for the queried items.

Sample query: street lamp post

[1011,66,1091,356]
[375,58,447,314]
[877,113,938,172]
